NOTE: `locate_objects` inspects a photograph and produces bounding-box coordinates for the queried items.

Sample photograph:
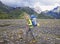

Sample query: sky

[0,0,60,11]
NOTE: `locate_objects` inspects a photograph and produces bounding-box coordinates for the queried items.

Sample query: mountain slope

[43,6,60,19]
[0,1,59,19]
[0,1,14,13]
[0,1,38,19]
[38,12,54,19]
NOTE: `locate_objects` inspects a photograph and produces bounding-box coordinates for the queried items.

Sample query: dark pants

[26,28,35,40]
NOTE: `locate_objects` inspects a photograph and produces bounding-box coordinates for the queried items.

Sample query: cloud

[39,0,60,5]
[0,0,60,11]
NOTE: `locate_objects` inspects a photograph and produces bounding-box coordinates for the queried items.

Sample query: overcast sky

[0,0,60,11]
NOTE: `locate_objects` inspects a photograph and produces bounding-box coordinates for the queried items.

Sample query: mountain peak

[53,6,60,13]
[33,6,41,14]
[53,6,60,10]
[0,1,4,6]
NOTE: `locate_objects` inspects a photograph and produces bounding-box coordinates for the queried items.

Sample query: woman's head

[24,14,30,20]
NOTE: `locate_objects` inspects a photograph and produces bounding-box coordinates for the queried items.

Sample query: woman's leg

[29,28,35,40]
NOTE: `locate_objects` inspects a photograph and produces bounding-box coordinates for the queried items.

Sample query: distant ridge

[40,6,60,19]
[0,1,60,19]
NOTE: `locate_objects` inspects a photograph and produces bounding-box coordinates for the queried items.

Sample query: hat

[30,14,36,18]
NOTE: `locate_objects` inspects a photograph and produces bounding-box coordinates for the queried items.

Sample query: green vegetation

[0,1,55,19]
[0,1,37,19]
[37,13,54,19]
[0,12,8,19]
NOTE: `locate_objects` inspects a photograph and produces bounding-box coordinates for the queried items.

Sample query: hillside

[38,12,54,19]
[0,1,37,19]
[0,1,58,19]
[41,6,60,19]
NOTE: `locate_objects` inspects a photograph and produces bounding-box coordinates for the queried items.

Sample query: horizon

[0,0,60,11]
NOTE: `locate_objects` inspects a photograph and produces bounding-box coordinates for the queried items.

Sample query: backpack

[31,18,37,26]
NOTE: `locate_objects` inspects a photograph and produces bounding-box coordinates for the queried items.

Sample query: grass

[56,35,60,38]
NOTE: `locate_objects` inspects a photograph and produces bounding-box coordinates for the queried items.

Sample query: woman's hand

[37,23,40,27]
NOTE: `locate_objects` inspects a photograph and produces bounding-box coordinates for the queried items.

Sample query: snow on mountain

[43,6,60,18]
[32,6,41,14]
